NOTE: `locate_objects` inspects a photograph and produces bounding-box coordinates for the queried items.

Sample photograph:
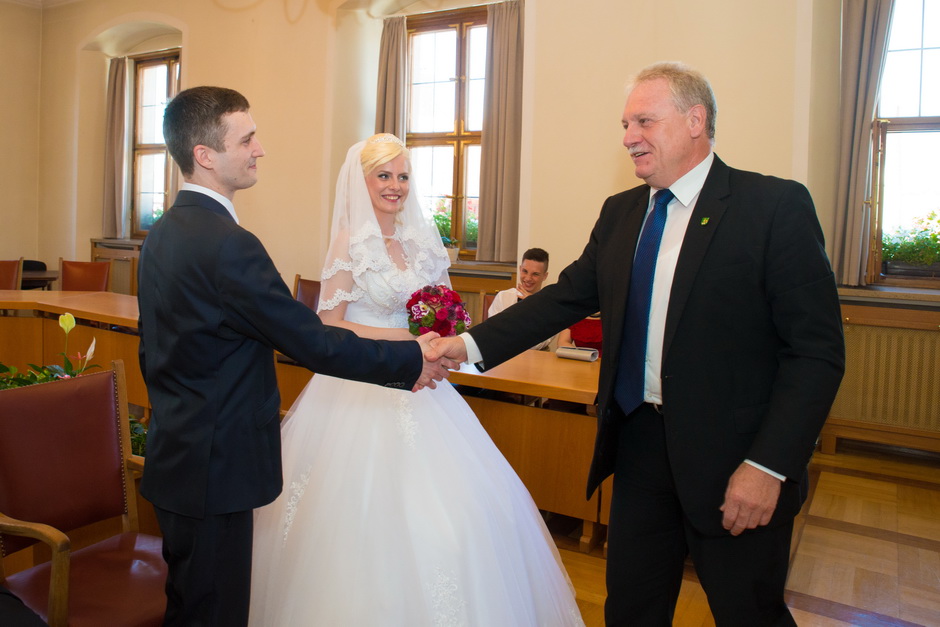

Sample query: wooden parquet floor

[553,442,940,626]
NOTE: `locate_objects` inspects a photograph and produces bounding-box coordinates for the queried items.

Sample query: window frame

[867,124,940,289]
[130,49,180,239]
[866,0,940,287]
[406,7,487,259]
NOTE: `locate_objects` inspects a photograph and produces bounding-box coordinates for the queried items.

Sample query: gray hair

[629,62,717,141]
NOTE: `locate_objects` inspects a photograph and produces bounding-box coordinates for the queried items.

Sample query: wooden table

[449,349,599,404]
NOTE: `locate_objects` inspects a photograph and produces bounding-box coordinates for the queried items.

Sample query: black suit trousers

[154,506,253,627]
[605,403,797,627]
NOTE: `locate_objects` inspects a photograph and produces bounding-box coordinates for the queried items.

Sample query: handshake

[412,334,471,392]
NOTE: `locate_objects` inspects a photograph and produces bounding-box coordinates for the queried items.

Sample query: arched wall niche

[81,15,183,58]
[67,15,184,250]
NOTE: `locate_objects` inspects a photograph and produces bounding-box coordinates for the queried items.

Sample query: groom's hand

[412,332,456,392]
[428,335,469,364]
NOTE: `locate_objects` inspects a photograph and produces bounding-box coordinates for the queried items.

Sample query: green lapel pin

[700,217,710,226]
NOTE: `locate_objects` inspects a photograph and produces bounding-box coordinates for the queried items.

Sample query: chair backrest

[59,258,111,291]
[0,258,23,290]
[481,292,497,322]
[293,274,321,312]
[0,362,137,557]
[20,260,48,290]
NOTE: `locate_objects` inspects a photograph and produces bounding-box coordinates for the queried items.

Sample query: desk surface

[0,290,138,328]
[449,349,599,405]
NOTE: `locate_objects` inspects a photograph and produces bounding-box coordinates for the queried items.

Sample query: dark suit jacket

[138,191,421,518]
[469,156,845,535]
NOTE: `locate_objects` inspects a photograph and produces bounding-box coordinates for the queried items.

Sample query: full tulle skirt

[249,376,584,626]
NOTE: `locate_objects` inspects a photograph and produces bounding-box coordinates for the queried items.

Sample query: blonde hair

[360,133,410,175]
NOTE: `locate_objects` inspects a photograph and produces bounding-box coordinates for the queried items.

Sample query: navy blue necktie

[615,188,674,415]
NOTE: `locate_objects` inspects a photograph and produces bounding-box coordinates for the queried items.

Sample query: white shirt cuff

[744,459,786,482]
[459,332,484,366]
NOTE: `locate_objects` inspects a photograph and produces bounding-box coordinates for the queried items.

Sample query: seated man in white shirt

[487,248,553,350]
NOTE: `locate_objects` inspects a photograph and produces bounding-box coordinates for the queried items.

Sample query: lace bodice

[321,261,438,329]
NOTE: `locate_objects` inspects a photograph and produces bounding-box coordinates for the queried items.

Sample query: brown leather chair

[59,258,111,291]
[481,292,496,322]
[0,258,23,290]
[292,273,321,312]
[0,361,167,627]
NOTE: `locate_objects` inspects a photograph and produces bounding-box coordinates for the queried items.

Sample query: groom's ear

[193,144,215,171]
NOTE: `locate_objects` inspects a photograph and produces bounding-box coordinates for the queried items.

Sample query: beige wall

[519,0,842,269]
[1,2,41,262]
[2,0,843,285]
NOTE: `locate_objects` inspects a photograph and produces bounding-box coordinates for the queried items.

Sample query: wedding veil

[317,136,451,314]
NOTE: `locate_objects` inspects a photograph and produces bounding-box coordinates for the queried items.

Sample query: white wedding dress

[248,261,585,626]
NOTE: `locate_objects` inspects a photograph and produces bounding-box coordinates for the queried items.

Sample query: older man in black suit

[432,63,844,625]
[138,86,452,626]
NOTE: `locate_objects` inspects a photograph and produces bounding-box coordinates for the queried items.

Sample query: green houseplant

[882,210,940,276]
[0,313,98,389]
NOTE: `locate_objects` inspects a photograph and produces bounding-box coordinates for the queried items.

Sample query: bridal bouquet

[406,285,471,337]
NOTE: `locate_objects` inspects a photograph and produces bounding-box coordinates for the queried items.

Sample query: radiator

[829,323,940,431]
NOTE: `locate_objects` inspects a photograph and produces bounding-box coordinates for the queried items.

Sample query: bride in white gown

[249,134,584,626]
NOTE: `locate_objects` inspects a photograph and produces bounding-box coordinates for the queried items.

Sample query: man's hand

[412,333,458,392]
[719,463,782,536]
[427,335,469,365]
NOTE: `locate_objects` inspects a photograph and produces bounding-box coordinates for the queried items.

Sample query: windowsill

[838,284,940,309]
[448,260,515,278]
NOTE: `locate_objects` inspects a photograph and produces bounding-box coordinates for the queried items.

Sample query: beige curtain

[102,57,127,239]
[832,0,895,286]
[375,16,408,138]
[477,0,524,262]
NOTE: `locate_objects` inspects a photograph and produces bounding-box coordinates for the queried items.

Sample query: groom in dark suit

[432,63,844,625]
[138,86,452,626]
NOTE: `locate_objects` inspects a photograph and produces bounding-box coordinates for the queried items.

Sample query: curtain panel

[102,57,127,239]
[375,16,408,138]
[832,0,895,286]
[477,0,524,262]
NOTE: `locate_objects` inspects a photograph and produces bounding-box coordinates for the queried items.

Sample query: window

[871,0,940,285]
[407,8,487,257]
[131,50,180,237]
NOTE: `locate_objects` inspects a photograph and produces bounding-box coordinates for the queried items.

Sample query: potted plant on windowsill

[442,236,460,263]
[433,207,461,263]
[882,210,940,278]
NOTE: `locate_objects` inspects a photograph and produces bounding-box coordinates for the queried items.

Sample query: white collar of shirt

[180,182,239,224]
[650,151,714,207]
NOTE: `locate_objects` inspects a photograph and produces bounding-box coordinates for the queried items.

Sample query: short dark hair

[163,86,251,176]
[521,247,549,269]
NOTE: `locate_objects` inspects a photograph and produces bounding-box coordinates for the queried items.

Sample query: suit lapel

[662,156,732,361]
